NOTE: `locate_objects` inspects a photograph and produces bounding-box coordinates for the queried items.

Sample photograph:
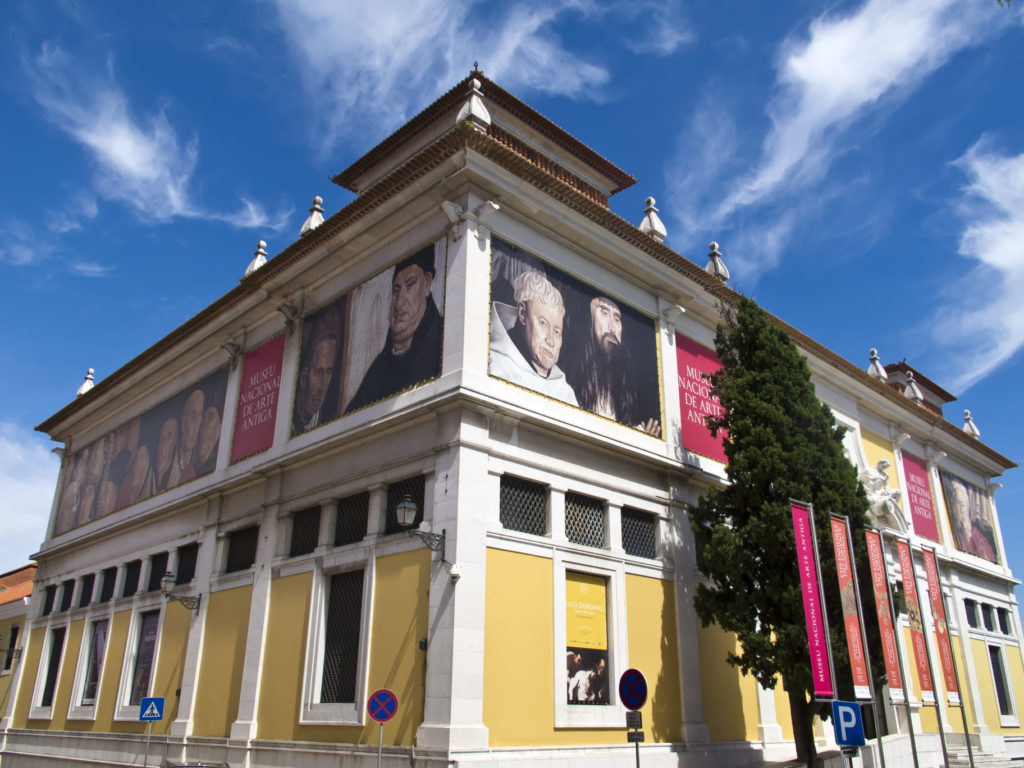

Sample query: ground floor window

[321,569,364,703]
[989,644,1017,723]
[81,619,109,706]
[129,611,160,706]
[39,627,66,708]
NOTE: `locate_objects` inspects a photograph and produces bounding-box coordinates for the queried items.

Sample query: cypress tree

[689,296,874,766]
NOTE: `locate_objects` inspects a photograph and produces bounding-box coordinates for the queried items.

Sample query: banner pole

[882,532,920,768]
[842,517,887,768]
[911,546,950,768]
[934,558,976,768]
[806,503,838,698]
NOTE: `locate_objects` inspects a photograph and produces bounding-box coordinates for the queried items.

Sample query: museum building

[0,72,1022,768]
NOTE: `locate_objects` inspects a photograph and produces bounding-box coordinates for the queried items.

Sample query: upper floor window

[146,552,169,592]
[78,573,95,608]
[621,507,657,559]
[499,476,546,536]
[335,492,369,547]
[290,506,321,557]
[122,560,142,598]
[226,526,259,573]
[176,543,199,584]
[565,492,605,549]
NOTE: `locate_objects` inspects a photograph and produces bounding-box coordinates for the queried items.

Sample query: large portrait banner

[675,335,726,462]
[55,367,229,536]
[566,571,610,705]
[292,241,447,436]
[231,334,285,463]
[901,452,939,542]
[488,237,662,435]
[939,471,998,563]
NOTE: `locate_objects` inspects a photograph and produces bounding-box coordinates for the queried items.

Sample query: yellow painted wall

[860,430,897,482]
[1005,643,1024,732]
[192,585,252,738]
[147,602,193,733]
[697,622,760,742]
[257,548,430,745]
[774,681,794,740]
[11,626,45,727]
[484,548,682,746]
[0,612,28,720]
[970,637,1024,734]
[93,609,133,733]
[625,573,682,743]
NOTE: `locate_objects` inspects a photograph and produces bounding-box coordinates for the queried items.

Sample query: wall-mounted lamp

[160,572,201,611]
[395,494,445,554]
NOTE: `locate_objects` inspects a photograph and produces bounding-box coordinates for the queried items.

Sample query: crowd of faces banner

[488,237,662,436]
[231,334,285,464]
[939,471,999,563]
[922,548,960,704]
[865,529,905,702]
[565,571,610,705]
[291,241,446,436]
[830,516,871,700]
[675,335,727,463]
[55,367,229,537]
[791,501,834,699]
[895,538,935,703]
[901,452,940,541]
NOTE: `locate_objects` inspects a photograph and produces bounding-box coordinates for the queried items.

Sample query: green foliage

[689,296,876,757]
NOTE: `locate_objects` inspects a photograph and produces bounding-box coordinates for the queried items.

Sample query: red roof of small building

[0,564,36,605]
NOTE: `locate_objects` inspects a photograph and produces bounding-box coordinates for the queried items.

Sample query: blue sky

[1,0,1022,610]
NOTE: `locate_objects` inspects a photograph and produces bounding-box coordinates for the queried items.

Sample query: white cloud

[0,423,60,569]
[70,260,114,277]
[667,0,1012,282]
[0,220,54,266]
[265,0,614,147]
[24,43,289,232]
[624,1,693,56]
[930,140,1024,393]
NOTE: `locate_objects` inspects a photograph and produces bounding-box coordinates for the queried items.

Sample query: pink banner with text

[902,452,939,541]
[231,334,285,464]
[792,501,834,698]
[830,516,871,700]
[675,335,726,463]
[896,538,934,703]
[865,529,904,702]
[922,548,960,704]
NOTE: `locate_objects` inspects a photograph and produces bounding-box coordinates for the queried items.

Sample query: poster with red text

[830,516,871,699]
[896,538,934,703]
[231,334,285,463]
[792,501,834,698]
[675,335,726,462]
[922,548,960,704]
[901,453,939,541]
[865,529,904,702]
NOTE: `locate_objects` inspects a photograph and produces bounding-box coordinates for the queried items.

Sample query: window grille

[499,476,546,536]
[622,508,657,559]
[983,604,996,632]
[998,608,1012,635]
[147,552,169,592]
[122,560,141,598]
[335,492,369,547]
[226,525,259,573]
[41,585,56,616]
[385,476,425,535]
[290,506,321,557]
[566,492,605,549]
[59,579,75,612]
[3,625,18,672]
[40,627,66,708]
[98,567,117,603]
[78,573,95,608]
[176,543,198,585]
[964,599,979,628]
[989,645,1013,716]
[321,569,364,703]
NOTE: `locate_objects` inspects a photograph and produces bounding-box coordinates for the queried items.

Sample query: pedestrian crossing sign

[139,697,165,722]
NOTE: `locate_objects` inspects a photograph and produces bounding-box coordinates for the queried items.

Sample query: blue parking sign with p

[831,700,865,747]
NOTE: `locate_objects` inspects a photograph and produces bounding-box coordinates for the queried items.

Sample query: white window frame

[113,602,164,721]
[987,643,1019,727]
[553,550,628,729]
[29,621,69,719]
[67,613,112,720]
[299,547,375,725]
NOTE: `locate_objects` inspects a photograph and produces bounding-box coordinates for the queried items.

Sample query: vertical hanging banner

[830,516,871,700]
[231,334,285,464]
[791,501,834,699]
[901,453,940,542]
[895,538,935,703]
[865,529,904,702]
[922,548,960,705]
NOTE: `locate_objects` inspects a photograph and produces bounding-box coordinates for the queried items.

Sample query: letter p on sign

[831,700,865,747]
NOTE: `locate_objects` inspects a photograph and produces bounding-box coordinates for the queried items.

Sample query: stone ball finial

[710,241,719,252]
[705,241,730,281]
[645,196,656,207]
[963,409,981,438]
[638,196,666,243]
[867,348,887,380]
[243,240,269,278]
[301,196,325,236]
[76,368,95,397]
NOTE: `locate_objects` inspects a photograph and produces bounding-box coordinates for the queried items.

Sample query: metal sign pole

[843,517,887,768]
[881,532,920,768]
[377,722,383,768]
[143,720,152,767]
